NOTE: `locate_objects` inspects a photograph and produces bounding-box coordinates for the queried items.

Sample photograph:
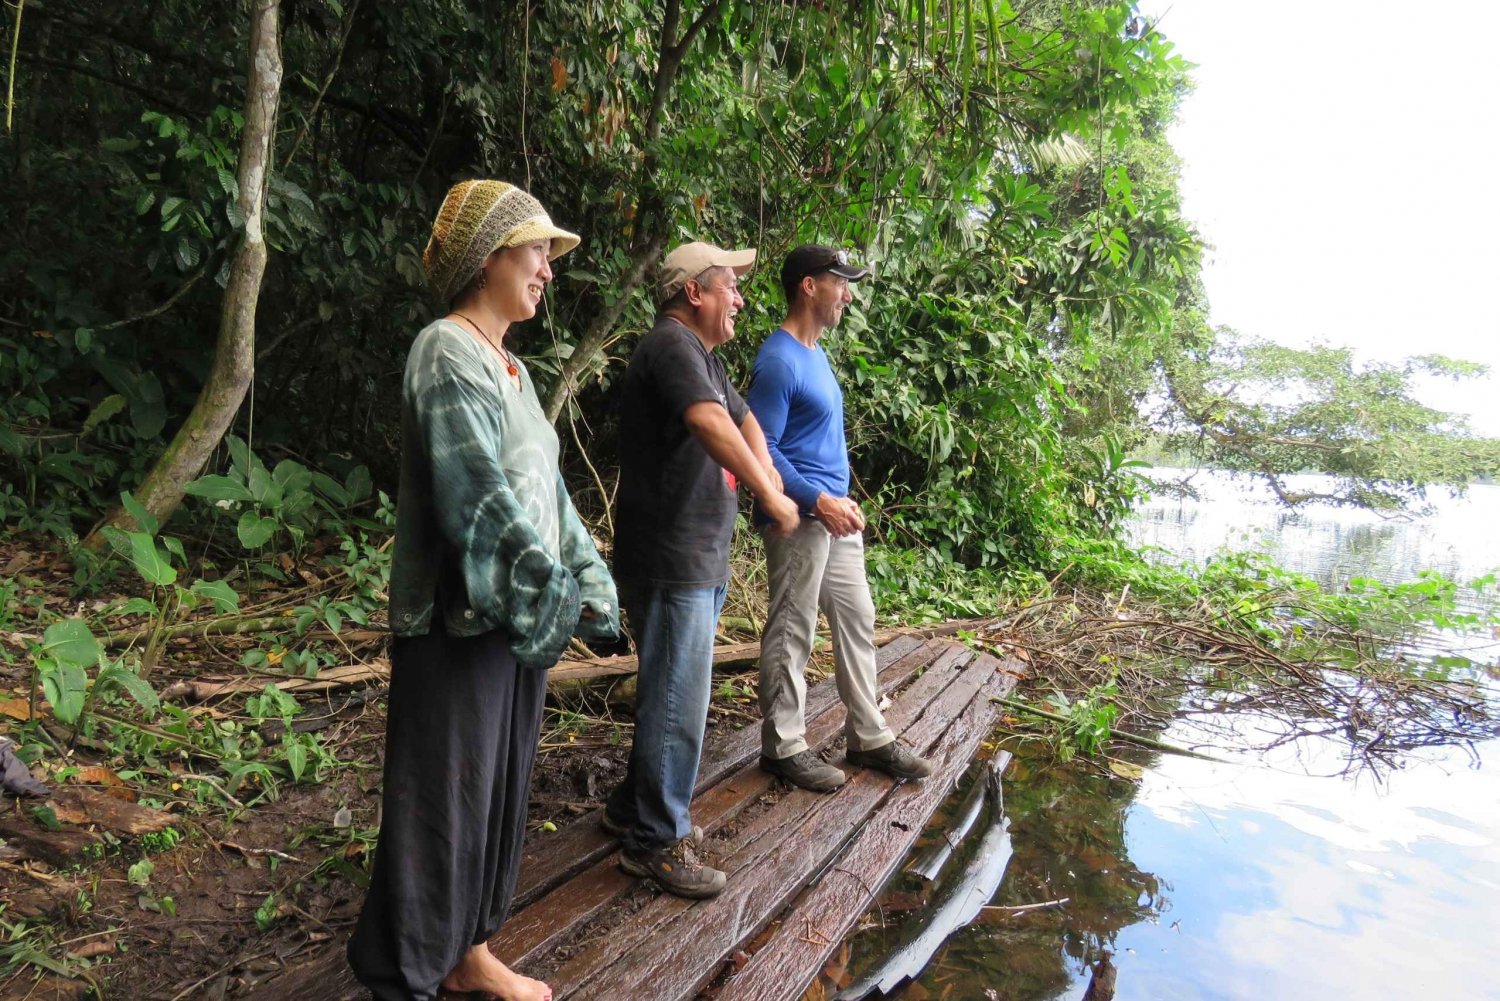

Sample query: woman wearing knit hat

[347,180,618,1001]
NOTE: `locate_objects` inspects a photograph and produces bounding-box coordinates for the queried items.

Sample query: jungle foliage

[1,0,1494,569]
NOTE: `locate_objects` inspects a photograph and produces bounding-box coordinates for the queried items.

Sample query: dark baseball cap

[781,244,871,290]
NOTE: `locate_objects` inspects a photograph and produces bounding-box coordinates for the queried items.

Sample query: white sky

[1144,0,1500,434]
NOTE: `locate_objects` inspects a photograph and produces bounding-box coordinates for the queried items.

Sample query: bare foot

[440,944,552,1001]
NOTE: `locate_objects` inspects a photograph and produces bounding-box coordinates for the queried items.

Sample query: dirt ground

[0,537,766,1000]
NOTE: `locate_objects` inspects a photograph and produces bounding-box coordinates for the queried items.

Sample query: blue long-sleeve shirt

[746,328,849,521]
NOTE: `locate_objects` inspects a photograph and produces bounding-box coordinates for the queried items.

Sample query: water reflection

[830,730,1500,1001]
[824,476,1500,1000]
[1129,470,1500,595]
[1118,725,1500,1000]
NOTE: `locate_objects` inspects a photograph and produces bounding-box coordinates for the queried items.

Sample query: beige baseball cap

[658,241,757,302]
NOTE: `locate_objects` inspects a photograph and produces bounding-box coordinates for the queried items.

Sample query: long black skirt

[347,623,547,1001]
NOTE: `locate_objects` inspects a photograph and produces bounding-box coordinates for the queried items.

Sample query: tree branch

[541,0,723,422]
[87,0,282,543]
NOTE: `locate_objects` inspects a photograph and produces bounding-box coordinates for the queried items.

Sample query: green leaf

[271,459,311,497]
[309,472,349,507]
[39,660,89,725]
[42,619,102,668]
[135,190,157,215]
[190,578,241,614]
[128,372,167,438]
[184,474,255,504]
[284,738,307,782]
[237,511,277,549]
[83,394,127,435]
[0,424,23,456]
[117,597,159,617]
[120,489,159,536]
[173,237,201,272]
[127,531,177,586]
[98,663,161,712]
[248,466,275,504]
[343,465,372,502]
[323,607,343,634]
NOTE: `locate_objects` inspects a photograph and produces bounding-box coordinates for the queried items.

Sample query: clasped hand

[814,492,865,538]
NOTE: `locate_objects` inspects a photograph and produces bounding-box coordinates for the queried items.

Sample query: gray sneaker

[620,836,727,899]
[847,740,933,780]
[600,811,703,845]
[760,750,847,793]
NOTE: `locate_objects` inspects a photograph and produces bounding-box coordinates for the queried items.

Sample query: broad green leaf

[120,489,159,536]
[83,394,127,435]
[344,466,372,502]
[309,472,350,507]
[98,663,160,712]
[284,739,307,782]
[40,660,89,725]
[127,531,177,586]
[237,511,277,549]
[184,474,255,504]
[116,597,160,618]
[190,578,241,614]
[42,619,102,668]
[272,459,311,497]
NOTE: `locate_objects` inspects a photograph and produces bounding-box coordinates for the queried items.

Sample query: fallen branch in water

[981,897,1070,915]
[991,696,1231,763]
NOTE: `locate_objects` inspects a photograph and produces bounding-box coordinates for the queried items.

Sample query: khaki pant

[758,519,894,759]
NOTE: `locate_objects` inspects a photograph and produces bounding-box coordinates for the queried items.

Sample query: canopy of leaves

[3,0,1485,570]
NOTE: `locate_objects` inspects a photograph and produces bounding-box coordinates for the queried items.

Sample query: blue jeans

[605,582,727,852]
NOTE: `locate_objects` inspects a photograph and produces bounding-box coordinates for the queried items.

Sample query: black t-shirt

[615,316,749,587]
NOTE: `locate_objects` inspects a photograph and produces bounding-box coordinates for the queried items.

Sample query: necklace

[452,311,520,382]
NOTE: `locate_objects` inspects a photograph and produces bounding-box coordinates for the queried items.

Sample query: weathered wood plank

[544,619,989,685]
[238,634,940,1001]
[561,648,1000,1000]
[497,643,975,971]
[716,657,1023,1001]
[511,633,935,913]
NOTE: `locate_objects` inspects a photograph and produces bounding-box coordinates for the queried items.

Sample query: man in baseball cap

[747,244,933,794]
[607,240,799,899]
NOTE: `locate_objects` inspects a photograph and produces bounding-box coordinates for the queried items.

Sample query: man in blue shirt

[746,245,933,792]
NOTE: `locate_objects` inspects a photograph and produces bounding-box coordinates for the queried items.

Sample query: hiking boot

[620,836,727,899]
[847,740,933,780]
[600,811,703,845]
[759,750,847,793]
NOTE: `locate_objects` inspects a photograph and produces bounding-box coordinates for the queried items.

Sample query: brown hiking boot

[620,836,727,899]
[759,750,847,793]
[847,740,933,780]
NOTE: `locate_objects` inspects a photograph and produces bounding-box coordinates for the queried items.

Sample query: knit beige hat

[422,180,581,304]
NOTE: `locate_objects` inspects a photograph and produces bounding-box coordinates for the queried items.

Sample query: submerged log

[904,754,996,882]
[833,778,1013,999]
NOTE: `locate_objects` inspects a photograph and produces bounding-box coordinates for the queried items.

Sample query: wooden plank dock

[243,633,1025,1001]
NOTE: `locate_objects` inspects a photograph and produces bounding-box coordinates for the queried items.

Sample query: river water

[826,471,1500,1000]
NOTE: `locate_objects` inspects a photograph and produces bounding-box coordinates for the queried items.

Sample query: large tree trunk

[87,0,282,544]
